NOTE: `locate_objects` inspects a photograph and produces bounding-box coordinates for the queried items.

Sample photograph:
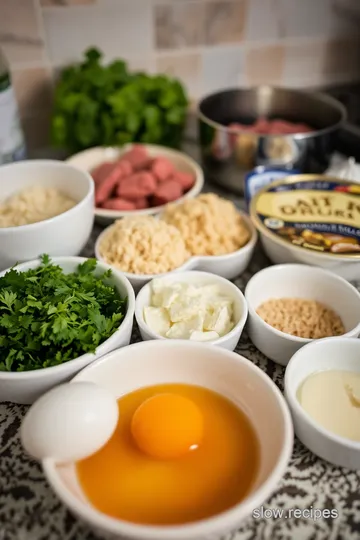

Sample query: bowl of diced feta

[135,271,248,351]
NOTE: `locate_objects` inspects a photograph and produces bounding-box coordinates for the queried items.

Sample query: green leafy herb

[51,48,189,152]
[0,255,127,372]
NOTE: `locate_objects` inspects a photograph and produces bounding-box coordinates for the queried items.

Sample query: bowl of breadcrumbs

[245,263,360,366]
[95,193,257,291]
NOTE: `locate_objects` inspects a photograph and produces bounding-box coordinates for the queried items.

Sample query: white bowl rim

[258,229,360,264]
[0,160,94,233]
[66,143,204,219]
[244,263,360,344]
[135,271,248,344]
[0,256,135,379]
[43,339,294,540]
[284,336,360,450]
[95,210,258,283]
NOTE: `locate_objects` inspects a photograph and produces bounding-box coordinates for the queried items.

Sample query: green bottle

[0,47,26,165]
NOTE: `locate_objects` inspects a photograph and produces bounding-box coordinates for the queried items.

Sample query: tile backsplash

[1,0,360,150]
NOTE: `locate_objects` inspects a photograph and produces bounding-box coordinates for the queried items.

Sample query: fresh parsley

[0,256,127,372]
[51,48,189,152]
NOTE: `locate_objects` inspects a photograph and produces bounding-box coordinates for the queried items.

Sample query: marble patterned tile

[245,44,285,86]
[156,53,202,99]
[11,68,54,117]
[125,56,155,75]
[204,0,248,46]
[245,0,284,42]
[284,41,326,81]
[42,0,152,66]
[202,45,245,94]
[282,37,360,88]
[154,2,205,50]
[278,0,356,39]
[41,0,96,6]
[0,0,45,65]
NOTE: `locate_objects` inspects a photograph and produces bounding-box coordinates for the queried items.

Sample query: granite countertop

[1,147,360,540]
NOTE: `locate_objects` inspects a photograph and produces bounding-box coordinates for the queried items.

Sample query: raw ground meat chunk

[172,171,195,191]
[152,157,175,182]
[153,179,183,206]
[117,172,157,199]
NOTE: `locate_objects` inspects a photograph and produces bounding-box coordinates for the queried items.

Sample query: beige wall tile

[41,0,95,5]
[279,0,356,39]
[282,38,360,88]
[245,45,285,86]
[205,0,248,46]
[202,46,245,94]
[43,0,152,66]
[0,0,45,65]
[283,42,327,85]
[126,56,155,75]
[11,68,54,117]
[154,2,205,50]
[156,53,202,98]
[245,0,284,42]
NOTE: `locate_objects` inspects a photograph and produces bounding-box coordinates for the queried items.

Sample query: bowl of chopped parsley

[0,255,135,404]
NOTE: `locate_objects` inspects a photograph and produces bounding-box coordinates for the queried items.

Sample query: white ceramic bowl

[66,144,204,224]
[245,264,360,366]
[250,175,360,282]
[43,340,293,540]
[0,160,94,271]
[135,271,248,351]
[0,257,135,404]
[259,234,360,282]
[95,210,257,292]
[285,337,360,470]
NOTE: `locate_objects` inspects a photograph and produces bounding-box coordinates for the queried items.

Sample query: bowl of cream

[284,337,360,469]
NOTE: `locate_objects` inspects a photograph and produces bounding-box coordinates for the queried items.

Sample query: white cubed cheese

[160,287,181,309]
[190,330,220,342]
[211,297,233,311]
[146,279,235,340]
[143,306,171,336]
[150,278,167,294]
[196,284,221,298]
[204,306,231,336]
[151,292,164,308]
[166,314,204,339]
[180,283,199,297]
[168,296,204,322]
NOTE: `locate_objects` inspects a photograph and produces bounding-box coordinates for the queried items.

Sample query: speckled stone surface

[1,174,360,540]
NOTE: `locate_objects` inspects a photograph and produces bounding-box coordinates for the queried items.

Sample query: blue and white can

[244,166,299,210]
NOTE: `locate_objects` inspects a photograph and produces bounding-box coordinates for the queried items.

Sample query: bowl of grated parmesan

[0,160,94,270]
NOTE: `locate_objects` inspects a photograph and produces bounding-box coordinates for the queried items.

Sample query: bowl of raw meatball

[66,144,204,224]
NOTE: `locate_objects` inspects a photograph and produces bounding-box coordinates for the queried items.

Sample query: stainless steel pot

[197,86,346,194]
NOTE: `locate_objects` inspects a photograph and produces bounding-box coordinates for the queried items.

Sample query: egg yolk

[131,393,203,459]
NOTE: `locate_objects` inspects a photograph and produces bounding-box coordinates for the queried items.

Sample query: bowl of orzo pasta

[244,263,360,366]
[0,160,94,270]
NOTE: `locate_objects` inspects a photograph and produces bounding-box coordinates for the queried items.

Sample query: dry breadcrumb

[162,193,250,256]
[0,186,76,228]
[256,298,345,339]
[98,216,190,275]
